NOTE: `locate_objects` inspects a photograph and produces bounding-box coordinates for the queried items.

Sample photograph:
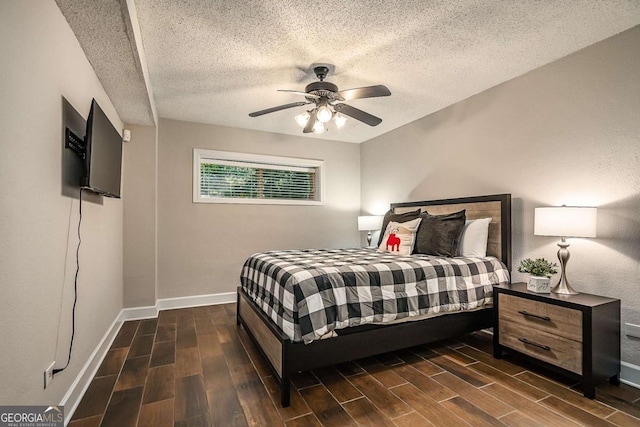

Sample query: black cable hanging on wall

[54,187,83,376]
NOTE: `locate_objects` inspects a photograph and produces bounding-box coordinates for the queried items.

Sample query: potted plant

[517,258,558,293]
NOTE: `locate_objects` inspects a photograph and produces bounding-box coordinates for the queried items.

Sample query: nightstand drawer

[499,319,582,374]
[494,283,621,399]
[499,293,582,342]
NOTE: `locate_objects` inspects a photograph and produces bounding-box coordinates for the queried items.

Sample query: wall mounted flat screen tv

[83,99,122,198]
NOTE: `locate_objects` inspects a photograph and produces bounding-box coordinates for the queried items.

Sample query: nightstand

[493,283,620,398]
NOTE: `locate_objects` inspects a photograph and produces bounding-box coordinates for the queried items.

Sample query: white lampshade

[333,113,347,128]
[534,206,597,238]
[316,105,333,123]
[358,215,383,231]
[312,120,326,134]
[295,111,310,128]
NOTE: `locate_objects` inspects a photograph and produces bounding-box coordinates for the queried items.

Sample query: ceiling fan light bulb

[312,121,326,134]
[333,113,347,128]
[316,105,333,123]
[295,111,310,128]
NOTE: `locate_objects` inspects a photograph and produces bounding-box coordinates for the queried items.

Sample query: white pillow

[458,218,492,257]
[378,218,422,255]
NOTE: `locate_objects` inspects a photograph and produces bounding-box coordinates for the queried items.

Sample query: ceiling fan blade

[337,85,391,101]
[303,109,318,133]
[333,104,382,126]
[277,89,320,99]
[249,102,309,117]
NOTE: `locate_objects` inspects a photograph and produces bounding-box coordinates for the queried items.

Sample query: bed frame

[237,193,512,406]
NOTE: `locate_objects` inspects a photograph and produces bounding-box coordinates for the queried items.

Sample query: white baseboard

[121,292,237,320]
[621,361,640,389]
[157,291,236,311]
[121,304,158,321]
[62,291,237,423]
[61,312,123,426]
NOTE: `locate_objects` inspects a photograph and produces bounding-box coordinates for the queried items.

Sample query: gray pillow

[377,209,421,246]
[413,210,466,257]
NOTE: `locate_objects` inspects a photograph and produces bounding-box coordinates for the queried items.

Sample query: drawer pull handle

[518,337,551,351]
[518,310,551,322]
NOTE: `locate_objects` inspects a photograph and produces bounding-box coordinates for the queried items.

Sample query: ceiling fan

[248,66,391,134]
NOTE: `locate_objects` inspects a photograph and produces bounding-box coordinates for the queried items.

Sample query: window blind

[199,158,317,201]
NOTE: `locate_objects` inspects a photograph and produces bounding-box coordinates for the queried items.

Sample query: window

[193,149,324,205]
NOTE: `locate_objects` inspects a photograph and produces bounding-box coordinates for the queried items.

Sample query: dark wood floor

[69,303,640,426]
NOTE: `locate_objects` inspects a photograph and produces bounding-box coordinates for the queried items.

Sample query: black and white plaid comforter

[240,248,509,343]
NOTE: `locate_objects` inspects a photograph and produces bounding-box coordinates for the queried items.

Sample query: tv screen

[83,99,122,198]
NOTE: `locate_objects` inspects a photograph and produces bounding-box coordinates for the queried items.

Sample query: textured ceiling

[56,0,155,125]
[59,1,640,143]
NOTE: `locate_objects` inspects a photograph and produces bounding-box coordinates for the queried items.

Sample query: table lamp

[534,206,597,295]
[358,215,383,247]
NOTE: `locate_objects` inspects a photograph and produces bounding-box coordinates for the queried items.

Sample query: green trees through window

[200,164,315,201]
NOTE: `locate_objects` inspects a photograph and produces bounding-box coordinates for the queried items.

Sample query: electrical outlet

[625,323,640,338]
[44,362,55,389]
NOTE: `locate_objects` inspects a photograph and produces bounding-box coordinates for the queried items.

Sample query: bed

[237,193,512,406]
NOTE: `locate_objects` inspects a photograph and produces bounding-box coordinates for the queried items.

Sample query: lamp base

[551,280,579,295]
[551,239,579,295]
[366,231,372,247]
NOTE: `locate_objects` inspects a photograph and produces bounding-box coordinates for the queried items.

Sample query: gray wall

[0,2,124,404]
[361,26,640,365]
[156,119,361,298]
[123,124,157,307]
[5,2,635,408]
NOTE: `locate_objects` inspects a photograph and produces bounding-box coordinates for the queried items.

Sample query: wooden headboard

[391,194,512,271]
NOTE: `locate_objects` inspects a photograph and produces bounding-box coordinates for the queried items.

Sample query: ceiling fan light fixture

[333,113,347,128]
[312,120,326,134]
[248,65,390,134]
[316,105,333,123]
[295,111,310,128]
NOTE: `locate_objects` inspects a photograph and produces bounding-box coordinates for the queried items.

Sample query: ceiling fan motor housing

[305,81,339,99]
